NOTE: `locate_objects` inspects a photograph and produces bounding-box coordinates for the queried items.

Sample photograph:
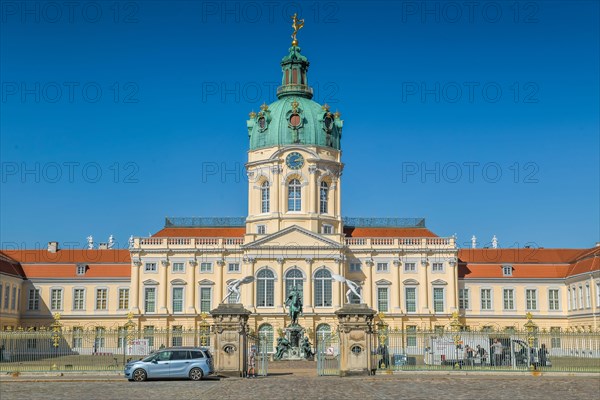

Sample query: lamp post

[523,312,537,370]
[123,312,136,366]
[449,311,462,369]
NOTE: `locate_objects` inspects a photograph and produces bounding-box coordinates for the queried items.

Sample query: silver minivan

[125,347,214,381]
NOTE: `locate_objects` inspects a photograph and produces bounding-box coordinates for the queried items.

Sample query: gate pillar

[335,304,376,376]
[210,303,251,377]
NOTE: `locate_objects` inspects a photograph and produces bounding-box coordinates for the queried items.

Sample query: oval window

[258,117,266,129]
[351,345,362,355]
[324,116,333,130]
[290,114,301,127]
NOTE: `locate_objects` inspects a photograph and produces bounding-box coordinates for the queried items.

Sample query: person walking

[247,347,257,378]
[491,339,503,367]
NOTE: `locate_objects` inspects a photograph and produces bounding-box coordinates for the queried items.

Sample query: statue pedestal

[210,303,251,377]
[335,303,376,376]
[284,324,305,360]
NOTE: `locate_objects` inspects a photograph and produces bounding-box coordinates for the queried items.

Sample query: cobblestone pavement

[2,372,599,400]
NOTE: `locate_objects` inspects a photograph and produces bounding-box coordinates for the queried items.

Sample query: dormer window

[76,264,87,275]
[502,265,513,276]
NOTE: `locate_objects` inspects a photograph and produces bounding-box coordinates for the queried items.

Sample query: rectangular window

[377,287,389,312]
[597,282,600,308]
[50,289,63,311]
[17,288,20,310]
[503,289,515,310]
[11,287,16,310]
[200,287,212,313]
[526,289,537,310]
[376,262,388,273]
[3,285,9,309]
[28,289,40,310]
[585,285,591,308]
[172,262,184,273]
[406,325,417,347]
[143,326,155,347]
[200,262,212,273]
[73,289,85,311]
[458,288,469,309]
[550,327,561,349]
[172,325,183,347]
[94,327,105,350]
[76,264,86,275]
[349,263,361,272]
[405,287,417,313]
[257,225,266,235]
[322,224,333,234]
[228,263,240,273]
[0,285,3,309]
[95,289,108,310]
[144,288,156,313]
[404,262,416,273]
[481,289,492,310]
[118,327,126,349]
[572,287,577,310]
[433,287,444,313]
[172,287,184,313]
[118,288,129,310]
[72,327,83,348]
[432,262,443,272]
[567,288,572,311]
[578,286,583,309]
[145,262,157,272]
[548,289,560,311]
[502,265,513,276]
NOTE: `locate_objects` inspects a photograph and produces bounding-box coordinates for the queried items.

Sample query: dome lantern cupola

[277,14,313,100]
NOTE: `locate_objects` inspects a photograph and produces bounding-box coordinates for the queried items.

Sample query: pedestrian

[491,339,503,367]
[465,345,474,366]
[539,344,548,367]
[0,344,4,362]
[247,347,257,378]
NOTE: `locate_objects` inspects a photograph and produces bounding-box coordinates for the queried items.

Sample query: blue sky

[1,0,598,250]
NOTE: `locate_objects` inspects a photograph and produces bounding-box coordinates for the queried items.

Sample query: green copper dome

[247,46,343,151]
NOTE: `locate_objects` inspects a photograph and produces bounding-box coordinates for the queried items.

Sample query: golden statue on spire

[291,13,304,46]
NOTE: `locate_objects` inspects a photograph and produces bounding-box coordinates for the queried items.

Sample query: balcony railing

[276,84,314,97]
[345,237,455,248]
[138,237,243,248]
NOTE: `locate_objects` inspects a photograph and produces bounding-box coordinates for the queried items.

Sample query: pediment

[198,279,214,286]
[431,279,447,285]
[143,279,159,286]
[243,225,342,249]
[375,279,392,286]
[170,279,187,285]
[402,279,420,286]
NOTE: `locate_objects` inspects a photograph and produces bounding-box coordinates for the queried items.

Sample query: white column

[131,262,141,313]
[277,258,285,310]
[304,258,313,309]
[187,260,197,314]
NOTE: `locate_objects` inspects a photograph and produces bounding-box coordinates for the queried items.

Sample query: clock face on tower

[286,152,304,170]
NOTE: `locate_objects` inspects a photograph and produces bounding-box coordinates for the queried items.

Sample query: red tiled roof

[343,227,438,238]
[4,249,131,264]
[152,228,246,237]
[22,264,130,279]
[458,247,600,279]
[0,252,26,278]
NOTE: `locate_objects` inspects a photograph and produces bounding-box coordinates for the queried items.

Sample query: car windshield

[141,354,156,362]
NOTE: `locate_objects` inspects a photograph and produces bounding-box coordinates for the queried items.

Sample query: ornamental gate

[316,332,340,376]
[246,333,269,377]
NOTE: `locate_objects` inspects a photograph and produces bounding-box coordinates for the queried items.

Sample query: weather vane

[291,13,304,46]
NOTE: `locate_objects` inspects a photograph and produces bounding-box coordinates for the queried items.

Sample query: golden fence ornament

[51,313,63,348]
[198,313,210,347]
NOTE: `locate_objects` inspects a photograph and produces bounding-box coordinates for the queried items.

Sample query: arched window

[256,269,275,307]
[258,323,274,353]
[314,269,332,307]
[316,323,331,341]
[319,181,329,214]
[288,179,301,212]
[285,268,304,298]
[261,181,270,213]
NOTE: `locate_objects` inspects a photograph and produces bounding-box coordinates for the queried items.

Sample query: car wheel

[132,369,147,382]
[189,367,203,381]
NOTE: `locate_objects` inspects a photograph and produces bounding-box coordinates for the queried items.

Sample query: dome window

[290,113,301,127]
[258,117,266,130]
[324,115,333,131]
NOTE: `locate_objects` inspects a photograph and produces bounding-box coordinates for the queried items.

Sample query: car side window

[190,351,204,359]
[156,351,171,361]
[170,350,189,360]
